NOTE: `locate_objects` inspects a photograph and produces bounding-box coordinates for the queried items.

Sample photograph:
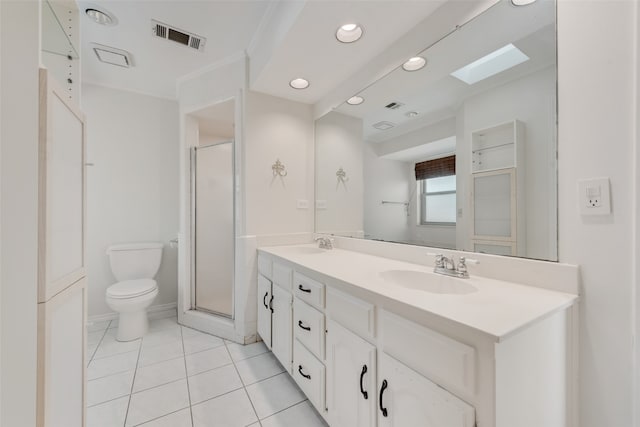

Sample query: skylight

[450,43,529,85]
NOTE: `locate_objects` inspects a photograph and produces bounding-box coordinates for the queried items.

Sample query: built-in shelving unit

[470,120,525,256]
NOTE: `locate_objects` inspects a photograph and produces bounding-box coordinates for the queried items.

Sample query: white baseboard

[87,302,177,324]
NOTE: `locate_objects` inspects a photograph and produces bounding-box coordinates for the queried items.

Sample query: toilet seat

[107,279,157,299]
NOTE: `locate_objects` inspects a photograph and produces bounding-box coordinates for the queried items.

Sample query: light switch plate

[297,199,309,209]
[316,200,327,210]
[578,177,611,215]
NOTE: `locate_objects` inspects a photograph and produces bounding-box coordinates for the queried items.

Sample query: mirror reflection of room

[315,0,557,261]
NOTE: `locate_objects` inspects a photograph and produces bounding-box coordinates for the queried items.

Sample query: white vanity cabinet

[257,274,272,348]
[271,283,293,370]
[377,353,475,427]
[325,319,376,427]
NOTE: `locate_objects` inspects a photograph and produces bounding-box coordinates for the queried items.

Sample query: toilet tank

[107,242,164,282]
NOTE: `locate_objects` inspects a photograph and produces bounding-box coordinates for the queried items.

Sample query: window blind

[415,155,456,180]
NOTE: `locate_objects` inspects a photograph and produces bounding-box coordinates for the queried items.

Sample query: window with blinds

[415,156,457,225]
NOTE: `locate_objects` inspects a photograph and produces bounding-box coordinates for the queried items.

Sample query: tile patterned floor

[86,316,328,427]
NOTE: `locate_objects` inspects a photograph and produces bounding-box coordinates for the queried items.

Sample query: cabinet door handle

[298,284,311,293]
[298,365,311,380]
[269,295,274,313]
[263,292,269,309]
[379,379,388,417]
[297,320,311,331]
[359,365,368,399]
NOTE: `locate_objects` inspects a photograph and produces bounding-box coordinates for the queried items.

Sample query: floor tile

[88,350,139,380]
[137,408,192,427]
[87,320,112,333]
[86,395,129,427]
[133,357,187,393]
[88,330,107,346]
[138,340,184,367]
[191,388,257,427]
[94,330,142,359]
[182,331,225,355]
[185,346,232,376]
[235,351,286,386]
[148,317,179,331]
[87,343,99,364]
[226,341,268,362]
[188,364,243,404]
[87,370,135,407]
[141,326,182,348]
[126,379,190,426]
[245,373,306,419]
[260,400,328,427]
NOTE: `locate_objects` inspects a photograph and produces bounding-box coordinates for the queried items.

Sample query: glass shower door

[192,142,234,318]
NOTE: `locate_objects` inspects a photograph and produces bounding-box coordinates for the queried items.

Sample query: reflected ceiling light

[402,56,426,72]
[289,78,310,89]
[347,96,364,105]
[406,111,419,118]
[511,0,537,5]
[450,43,529,85]
[336,23,363,43]
[85,8,117,26]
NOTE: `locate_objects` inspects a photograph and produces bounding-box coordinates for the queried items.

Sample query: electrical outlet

[579,178,611,215]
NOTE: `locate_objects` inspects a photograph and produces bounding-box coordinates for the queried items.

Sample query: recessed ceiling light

[347,96,364,105]
[85,8,117,26]
[450,43,529,85]
[406,111,419,118]
[336,23,363,43]
[402,56,426,72]
[511,0,537,5]
[289,78,310,90]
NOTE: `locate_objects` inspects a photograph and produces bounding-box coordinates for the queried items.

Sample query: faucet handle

[429,253,445,268]
[458,257,479,272]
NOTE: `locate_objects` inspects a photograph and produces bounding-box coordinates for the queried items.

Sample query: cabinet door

[37,277,87,427]
[257,275,272,349]
[378,353,475,427]
[271,284,293,372]
[326,319,376,427]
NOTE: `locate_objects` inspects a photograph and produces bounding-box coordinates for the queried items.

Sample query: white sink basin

[281,246,327,255]
[379,270,477,295]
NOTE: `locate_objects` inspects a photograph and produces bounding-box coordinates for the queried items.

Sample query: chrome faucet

[315,236,334,249]
[432,254,478,279]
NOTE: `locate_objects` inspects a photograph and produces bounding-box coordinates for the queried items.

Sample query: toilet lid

[107,279,157,299]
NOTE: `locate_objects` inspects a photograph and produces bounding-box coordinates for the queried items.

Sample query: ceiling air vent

[151,20,206,52]
[373,121,396,131]
[90,43,133,68]
[385,102,405,110]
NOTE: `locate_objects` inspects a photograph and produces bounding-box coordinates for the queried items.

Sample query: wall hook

[336,167,349,184]
[272,159,287,177]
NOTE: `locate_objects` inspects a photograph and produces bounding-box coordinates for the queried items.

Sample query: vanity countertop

[258,244,578,342]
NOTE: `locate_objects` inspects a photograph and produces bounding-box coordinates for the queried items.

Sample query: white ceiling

[78,0,270,99]
[380,135,456,162]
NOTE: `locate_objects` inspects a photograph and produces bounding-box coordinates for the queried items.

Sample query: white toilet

[105,242,163,341]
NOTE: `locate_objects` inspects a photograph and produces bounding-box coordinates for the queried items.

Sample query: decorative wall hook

[272,159,287,177]
[336,167,349,184]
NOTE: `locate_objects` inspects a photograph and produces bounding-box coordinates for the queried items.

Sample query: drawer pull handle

[359,365,368,399]
[298,320,311,331]
[269,295,274,314]
[298,365,311,380]
[298,284,312,293]
[263,292,269,309]
[380,379,388,417]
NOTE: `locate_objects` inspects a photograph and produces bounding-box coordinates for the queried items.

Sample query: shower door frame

[190,141,236,319]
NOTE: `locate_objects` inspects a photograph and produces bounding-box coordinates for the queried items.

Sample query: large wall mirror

[315,0,557,261]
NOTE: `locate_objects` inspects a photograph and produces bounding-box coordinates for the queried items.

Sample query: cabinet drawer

[257,254,272,279]
[293,299,325,360]
[293,272,325,309]
[380,310,476,397]
[326,287,375,340]
[273,263,293,290]
[293,339,325,414]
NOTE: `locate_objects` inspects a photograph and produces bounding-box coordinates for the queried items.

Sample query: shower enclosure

[191,141,234,318]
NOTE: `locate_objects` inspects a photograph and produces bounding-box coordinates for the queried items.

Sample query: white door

[37,68,87,427]
[271,284,293,372]
[257,274,272,348]
[326,319,376,427]
[378,353,475,427]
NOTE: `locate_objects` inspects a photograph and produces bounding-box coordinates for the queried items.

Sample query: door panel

[257,275,272,349]
[271,284,292,372]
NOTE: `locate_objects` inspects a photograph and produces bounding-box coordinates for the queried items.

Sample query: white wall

[0,2,40,425]
[558,2,637,426]
[83,84,180,317]
[315,111,364,236]
[244,90,315,236]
